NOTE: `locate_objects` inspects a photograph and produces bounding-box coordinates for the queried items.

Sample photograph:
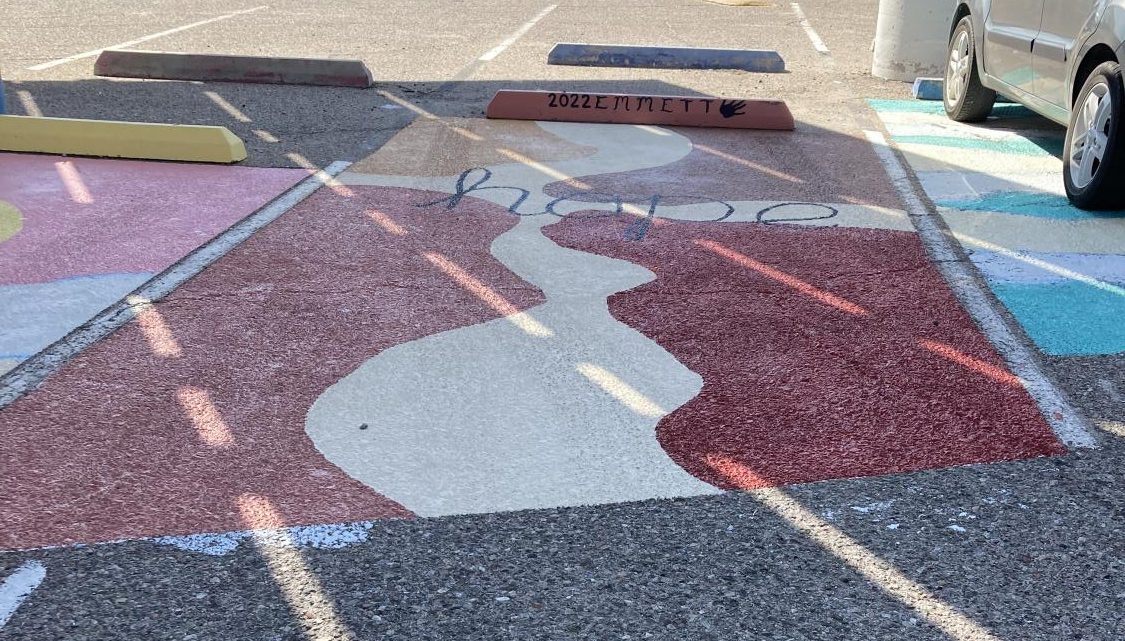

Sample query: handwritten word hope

[416,168,841,241]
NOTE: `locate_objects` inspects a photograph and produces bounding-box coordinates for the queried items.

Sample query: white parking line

[864,129,1097,449]
[1097,379,1123,403]
[0,562,46,628]
[790,2,830,56]
[26,6,268,71]
[479,4,558,62]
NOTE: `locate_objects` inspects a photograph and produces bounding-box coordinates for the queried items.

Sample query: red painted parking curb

[94,50,374,88]
[486,90,795,130]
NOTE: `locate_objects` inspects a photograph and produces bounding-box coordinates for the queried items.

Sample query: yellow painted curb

[0,115,246,163]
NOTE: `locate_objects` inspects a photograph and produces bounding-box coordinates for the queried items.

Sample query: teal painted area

[867,99,1037,119]
[989,281,1125,356]
[894,134,1062,157]
[867,99,947,114]
[939,191,1125,220]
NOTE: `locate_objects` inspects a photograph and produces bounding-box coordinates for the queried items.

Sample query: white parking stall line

[864,129,1097,449]
[27,6,269,71]
[1097,379,1123,403]
[479,4,558,62]
[790,2,830,56]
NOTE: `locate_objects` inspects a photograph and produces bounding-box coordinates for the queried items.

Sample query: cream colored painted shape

[308,122,912,517]
[941,209,1125,255]
[307,123,725,516]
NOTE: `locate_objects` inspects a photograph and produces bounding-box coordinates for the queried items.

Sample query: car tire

[944,16,996,123]
[1064,61,1125,210]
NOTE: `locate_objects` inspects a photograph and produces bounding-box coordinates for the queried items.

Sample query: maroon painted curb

[486,90,795,130]
[94,49,374,88]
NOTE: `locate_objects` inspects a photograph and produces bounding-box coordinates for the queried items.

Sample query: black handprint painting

[719,100,748,118]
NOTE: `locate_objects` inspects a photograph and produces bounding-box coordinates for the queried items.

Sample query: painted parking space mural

[0,117,1063,552]
[0,153,306,375]
[870,100,1125,357]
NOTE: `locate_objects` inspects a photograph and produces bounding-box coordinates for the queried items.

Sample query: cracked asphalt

[1,0,1123,639]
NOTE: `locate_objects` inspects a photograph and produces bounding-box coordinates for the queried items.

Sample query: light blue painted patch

[0,272,152,361]
[938,191,1125,220]
[989,281,1125,356]
[893,134,1063,156]
[154,532,247,556]
[972,250,1125,285]
[153,521,374,556]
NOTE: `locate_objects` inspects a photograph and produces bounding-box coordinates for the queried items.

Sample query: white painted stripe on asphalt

[747,483,1003,641]
[790,2,830,56]
[1097,379,1123,403]
[204,90,252,123]
[0,161,351,410]
[864,130,1097,449]
[479,4,558,62]
[26,6,269,71]
[15,91,43,117]
[0,562,46,628]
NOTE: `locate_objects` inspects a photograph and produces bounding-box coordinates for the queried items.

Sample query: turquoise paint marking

[939,191,1125,220]
[990,281,1125,356]
[867,99,1038,118]
[893,134,1063,157]
[867,99,947,114]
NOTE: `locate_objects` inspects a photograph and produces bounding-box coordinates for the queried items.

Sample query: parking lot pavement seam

[863,129,1097,449]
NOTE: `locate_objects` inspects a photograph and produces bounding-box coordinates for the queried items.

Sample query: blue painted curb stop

[547,43,785,73]
[912,77,943,101]
[912,77,1018,104]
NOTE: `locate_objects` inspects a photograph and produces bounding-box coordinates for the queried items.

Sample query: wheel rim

[1069,82,1112,189]
[945,30,972,105]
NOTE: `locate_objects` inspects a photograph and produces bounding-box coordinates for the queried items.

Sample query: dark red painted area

[546,218,1064,489]
[0,188,543,550]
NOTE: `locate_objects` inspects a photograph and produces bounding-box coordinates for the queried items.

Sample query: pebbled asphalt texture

[1,0,1122,639]
[2,440,1122,640]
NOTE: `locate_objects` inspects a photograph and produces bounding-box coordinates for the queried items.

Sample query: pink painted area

[0,153,306,285]
[0,187,543,550]
[545,217,1064,489]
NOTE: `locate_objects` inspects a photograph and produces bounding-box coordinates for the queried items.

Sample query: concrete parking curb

[94,50,374,88]
[486,90,794,130]
[0,115,247,163]
[547,43,785,72]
